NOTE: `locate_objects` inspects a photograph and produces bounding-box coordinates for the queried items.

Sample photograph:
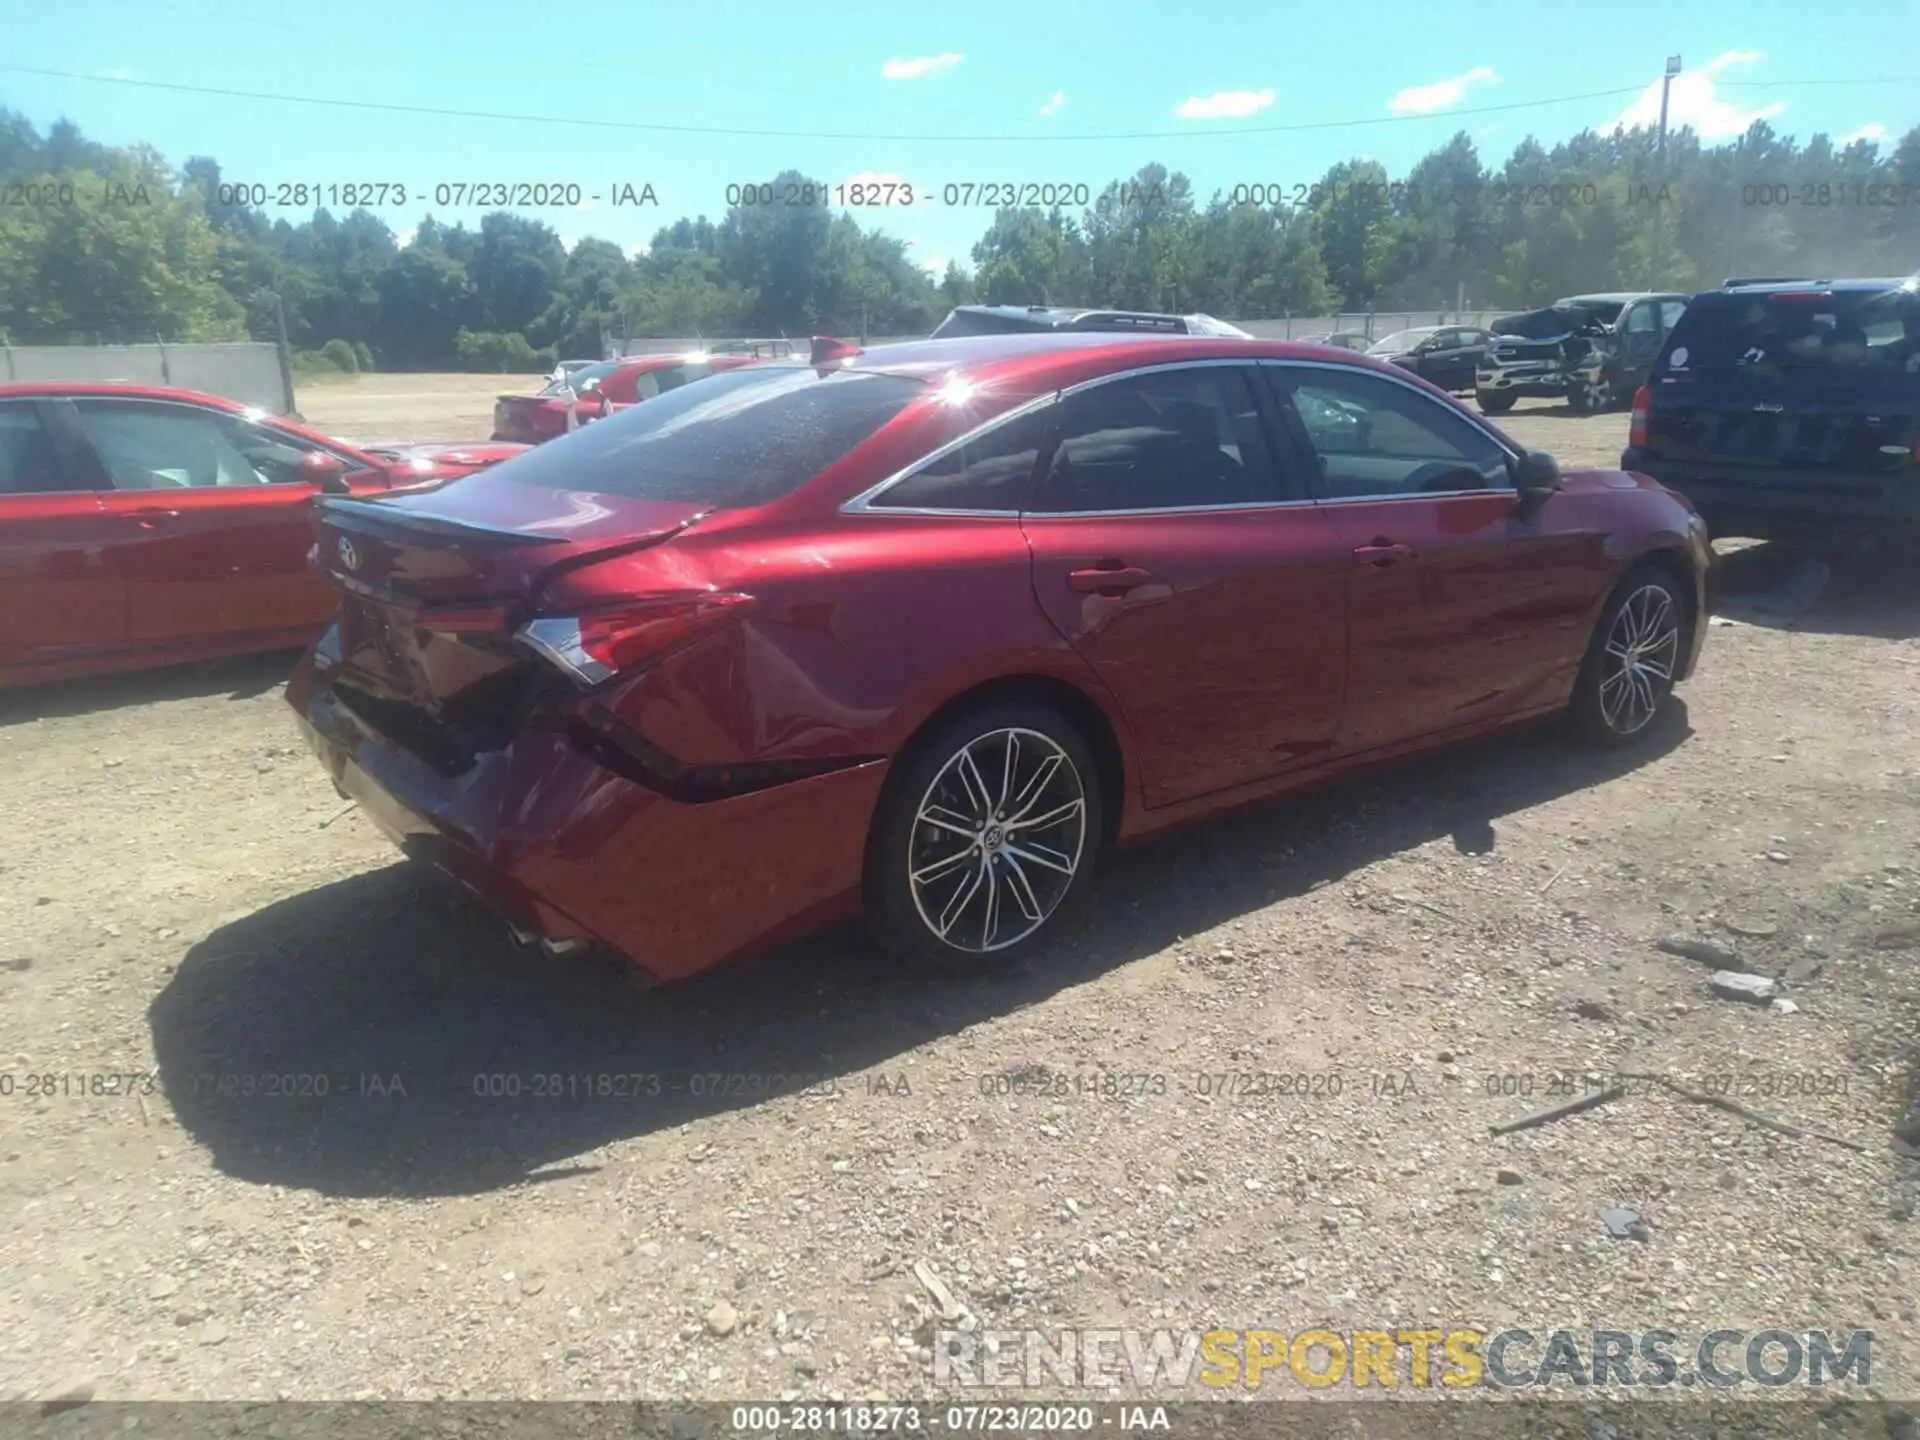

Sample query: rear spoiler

[316,496,565,547]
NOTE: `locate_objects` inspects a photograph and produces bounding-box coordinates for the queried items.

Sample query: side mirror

[1515,450,1560,500]
[298,450,353,493]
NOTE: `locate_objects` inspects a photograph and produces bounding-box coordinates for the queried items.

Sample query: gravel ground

[2,383,1918,1415]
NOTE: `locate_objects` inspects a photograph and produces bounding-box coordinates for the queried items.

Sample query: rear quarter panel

[540,514,1138,778]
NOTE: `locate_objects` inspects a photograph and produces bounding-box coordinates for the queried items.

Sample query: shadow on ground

[0,650,300,727]
[1712,542,1920,641]
[151,704,1692,1199]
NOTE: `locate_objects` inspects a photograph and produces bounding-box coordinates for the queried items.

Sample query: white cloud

[1039,90,1066,117]
[1388,66,1499,115]
[1840,122,1888,147]
[1607,50,1784,140]
[881,52,963,80]
[1174,88,1275,121]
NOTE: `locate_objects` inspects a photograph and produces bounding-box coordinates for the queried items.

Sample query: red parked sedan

[491,352,763,443]
[0,382,527,688]
[288,333,1713,982]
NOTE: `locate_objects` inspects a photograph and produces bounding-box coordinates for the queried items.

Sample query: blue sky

[3,0,1913,276]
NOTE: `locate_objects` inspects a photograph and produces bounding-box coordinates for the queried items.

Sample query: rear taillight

[1629,385,1652,449]
[517,593,755,687]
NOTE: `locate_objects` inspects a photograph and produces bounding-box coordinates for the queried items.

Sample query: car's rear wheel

[1477,391,1515,415]
[868,700,1102,971]
[1570,566,1688,745]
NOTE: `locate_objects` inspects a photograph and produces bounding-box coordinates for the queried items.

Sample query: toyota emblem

[338,537,361,572]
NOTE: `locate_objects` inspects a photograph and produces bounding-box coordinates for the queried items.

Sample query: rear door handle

[1068,564,1154,595]
[1353,541,1414,567]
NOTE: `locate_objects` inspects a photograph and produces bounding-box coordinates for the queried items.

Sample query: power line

[4,64,1915,144]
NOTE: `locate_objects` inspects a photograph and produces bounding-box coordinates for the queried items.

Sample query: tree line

[1,105,1915,371]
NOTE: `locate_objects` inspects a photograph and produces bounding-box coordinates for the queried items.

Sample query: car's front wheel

[867,700,1102,971]
[1477,391,1515,414]
[1570,566,1689,745]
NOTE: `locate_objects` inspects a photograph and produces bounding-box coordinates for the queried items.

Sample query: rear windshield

[931,309,1051,338]
[1661,288,1920,382]
[540,361,621,396]
[489,364,924,506]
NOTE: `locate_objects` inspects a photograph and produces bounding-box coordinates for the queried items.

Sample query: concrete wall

[0,342,293,413]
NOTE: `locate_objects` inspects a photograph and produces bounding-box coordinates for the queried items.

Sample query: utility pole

[1651,55,1681,287]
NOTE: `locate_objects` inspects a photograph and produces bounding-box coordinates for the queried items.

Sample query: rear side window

[0,402,68,495]
[486,364,924,506]
[871,403,1054,511]
[1662,289,1920,382]
[1031,366,1286,513]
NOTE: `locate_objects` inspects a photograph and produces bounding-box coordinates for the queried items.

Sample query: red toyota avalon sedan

[0,383,526,688]
[491,353,764,444]
[288,333,1713,982]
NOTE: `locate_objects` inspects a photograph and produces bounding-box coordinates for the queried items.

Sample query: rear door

[67,397,383,649]
[1265,362,1607,755]
[1617,300,1666,383]
[1642,287,1920,513]
[1021,360,1349,808]
[0,398,122,678]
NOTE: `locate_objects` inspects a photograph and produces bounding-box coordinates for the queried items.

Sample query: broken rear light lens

[517,593,756,687]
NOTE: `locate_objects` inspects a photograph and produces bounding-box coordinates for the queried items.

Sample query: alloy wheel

[1599,584,1680,735]
[907,727,1088,954]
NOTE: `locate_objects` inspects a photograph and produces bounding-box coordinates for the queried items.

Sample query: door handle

[131,506,181,529]
[1068,564,1153,595]
[1353,541,1414,567]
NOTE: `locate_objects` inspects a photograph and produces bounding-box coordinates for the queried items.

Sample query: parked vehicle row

[494,353,763,444]
[1477,292,1691,415]
[285,331,1712,983]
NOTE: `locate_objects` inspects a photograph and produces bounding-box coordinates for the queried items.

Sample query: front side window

[71,400,322,489]
[1626,303,1660,334]
[1660,300,1687,331]
[1275,367,1512,500]
[871,402,1055,511]
[1030,366,1286,514]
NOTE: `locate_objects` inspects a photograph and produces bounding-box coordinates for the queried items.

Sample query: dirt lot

[2,386,1918,1414]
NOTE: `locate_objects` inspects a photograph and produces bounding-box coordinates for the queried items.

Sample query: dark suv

[1622,277,1920,545]
[930,305,1253,339]
[1476,292,1690,413]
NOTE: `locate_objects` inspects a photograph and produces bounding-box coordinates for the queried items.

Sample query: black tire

[867,699,1104,972]
[1477,391,1515,415]
[1570,565,1690,746]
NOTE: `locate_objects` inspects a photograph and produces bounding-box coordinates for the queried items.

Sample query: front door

[1264,362,1606,755]
[1021,361,1349,808]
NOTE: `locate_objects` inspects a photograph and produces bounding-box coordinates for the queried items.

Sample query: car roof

[1715,276,1914,295]
[0,380,371,456]
[785,331,1440,394]
[0,379,269,411]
